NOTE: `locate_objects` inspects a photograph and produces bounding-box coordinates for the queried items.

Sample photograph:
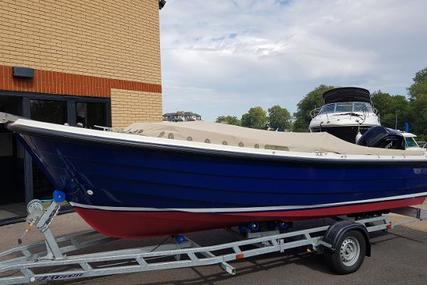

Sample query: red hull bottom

[75,197,426,239]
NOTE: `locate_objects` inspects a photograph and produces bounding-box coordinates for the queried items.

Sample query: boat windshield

[405,137,419,148]
[319,102,373,114]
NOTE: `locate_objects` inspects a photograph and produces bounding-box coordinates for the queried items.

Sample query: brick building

[0,0,164,220]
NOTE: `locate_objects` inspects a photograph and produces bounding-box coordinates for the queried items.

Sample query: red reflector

[235,253,245,260]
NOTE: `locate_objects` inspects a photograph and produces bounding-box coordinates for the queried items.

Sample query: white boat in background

[309,87,380,143]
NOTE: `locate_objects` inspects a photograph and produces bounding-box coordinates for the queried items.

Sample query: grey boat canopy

[125,121,425,156]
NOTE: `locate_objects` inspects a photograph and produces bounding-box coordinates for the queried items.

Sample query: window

[76,102,107,129]
[0,96,22,116]
[320,104,335,114]
[353,102,372,113]
[30,100,67,124]
[405,137,419,148]
[335,102,353,113]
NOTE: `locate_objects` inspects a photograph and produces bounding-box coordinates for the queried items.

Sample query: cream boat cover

[125,121,425,156]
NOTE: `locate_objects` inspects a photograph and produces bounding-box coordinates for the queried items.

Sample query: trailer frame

[0,197,425,284]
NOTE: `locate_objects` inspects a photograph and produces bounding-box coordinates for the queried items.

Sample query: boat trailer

[0,195,426,284]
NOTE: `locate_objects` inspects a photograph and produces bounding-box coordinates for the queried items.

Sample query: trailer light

[235,253,245,260]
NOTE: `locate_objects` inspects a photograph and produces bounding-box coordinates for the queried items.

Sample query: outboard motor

[357,126,405,150]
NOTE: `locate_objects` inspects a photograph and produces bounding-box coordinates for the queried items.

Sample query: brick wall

[0,0,163,127]
[111,89,162,128]
[0,66,161,98]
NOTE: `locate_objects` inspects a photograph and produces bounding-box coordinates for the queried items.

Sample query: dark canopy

[323,87,371,104]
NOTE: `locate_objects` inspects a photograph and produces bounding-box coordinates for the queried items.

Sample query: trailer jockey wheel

[326,230,366,274]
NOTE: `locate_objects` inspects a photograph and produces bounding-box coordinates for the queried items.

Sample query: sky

[159,0,427,121]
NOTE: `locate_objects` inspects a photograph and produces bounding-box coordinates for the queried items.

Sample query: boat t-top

[309,87,380,143]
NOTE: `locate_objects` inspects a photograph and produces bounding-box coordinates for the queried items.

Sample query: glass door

[0,96,25,221]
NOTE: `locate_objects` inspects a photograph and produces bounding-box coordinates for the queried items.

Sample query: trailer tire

[325,230,366,274]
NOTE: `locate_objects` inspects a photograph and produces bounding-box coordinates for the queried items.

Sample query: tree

[409,68,427,100]
[268,105,291,131]
[293,85,334,132]
[408,68,427,139]
[371,91,409,130]
[216,115,241,126]
[241,107,268,129]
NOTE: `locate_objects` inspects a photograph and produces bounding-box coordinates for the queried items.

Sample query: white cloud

[160,0,427,121]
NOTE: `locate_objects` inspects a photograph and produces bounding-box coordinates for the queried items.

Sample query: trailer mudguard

[322,220,371,257]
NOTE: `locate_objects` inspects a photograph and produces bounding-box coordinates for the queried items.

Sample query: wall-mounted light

[12,67,34,79]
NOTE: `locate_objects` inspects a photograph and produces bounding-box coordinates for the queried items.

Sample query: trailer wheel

[326,230,366,274]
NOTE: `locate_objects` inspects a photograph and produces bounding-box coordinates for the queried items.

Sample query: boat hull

[75,197,425,238]
[9,121,427,238]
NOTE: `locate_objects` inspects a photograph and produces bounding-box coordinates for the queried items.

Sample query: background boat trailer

[0,194,426,284]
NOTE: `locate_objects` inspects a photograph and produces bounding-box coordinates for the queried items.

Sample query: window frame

[0,90,111,127]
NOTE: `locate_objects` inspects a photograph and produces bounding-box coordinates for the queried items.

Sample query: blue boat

[3,114,427,238]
